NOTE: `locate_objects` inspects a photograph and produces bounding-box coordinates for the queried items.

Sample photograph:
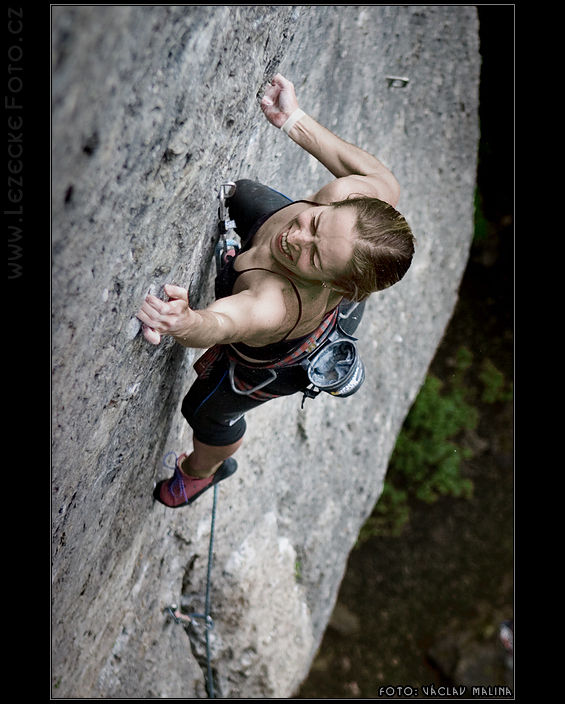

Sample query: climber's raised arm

[260,73,400,207]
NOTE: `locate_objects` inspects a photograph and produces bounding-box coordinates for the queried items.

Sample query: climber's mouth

[277,231,294,262]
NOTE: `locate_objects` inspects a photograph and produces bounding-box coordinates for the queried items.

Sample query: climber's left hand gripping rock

[137,284,192,346]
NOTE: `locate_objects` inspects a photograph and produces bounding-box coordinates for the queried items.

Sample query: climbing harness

[213,181,366,403]
[226,314,365,403]
[165,455,219,698]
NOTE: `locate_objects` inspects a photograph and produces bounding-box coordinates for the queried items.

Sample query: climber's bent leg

[181,363,255,448]
[153,450,238,509]
[181,436,244,478]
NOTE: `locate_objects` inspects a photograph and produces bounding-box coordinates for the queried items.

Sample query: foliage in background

[357,345,512,543]
[473,188,489,243]
[478,357,513,404]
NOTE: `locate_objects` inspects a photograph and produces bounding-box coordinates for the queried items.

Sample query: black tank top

[214,200,330,362]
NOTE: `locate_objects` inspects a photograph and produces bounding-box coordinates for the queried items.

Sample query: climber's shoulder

[307,173,400,208]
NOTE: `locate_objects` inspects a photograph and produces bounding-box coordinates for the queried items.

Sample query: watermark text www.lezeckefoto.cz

[6,7,24,281]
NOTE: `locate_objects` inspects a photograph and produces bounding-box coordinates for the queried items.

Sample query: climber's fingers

[261,74,299,128]
[136,285,192,342]
[142,325,161,345]
[164,284,189,303]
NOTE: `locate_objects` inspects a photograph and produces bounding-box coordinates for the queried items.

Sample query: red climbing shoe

[153,452,238,509]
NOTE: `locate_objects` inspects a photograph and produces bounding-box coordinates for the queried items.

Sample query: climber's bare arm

[136,282,290,348]
[261,73,400,207]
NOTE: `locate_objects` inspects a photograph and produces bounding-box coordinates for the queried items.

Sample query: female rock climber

[136,73,415,508]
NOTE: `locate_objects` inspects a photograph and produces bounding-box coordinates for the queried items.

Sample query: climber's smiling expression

[270,205,357,284]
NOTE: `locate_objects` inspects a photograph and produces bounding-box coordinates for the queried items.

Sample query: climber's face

[271,204,357,283]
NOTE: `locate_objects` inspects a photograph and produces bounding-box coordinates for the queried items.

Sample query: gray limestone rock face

[51,6,480,698]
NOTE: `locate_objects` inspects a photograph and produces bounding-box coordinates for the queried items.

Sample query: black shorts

[182,351,312,446]
[181,180,365,447]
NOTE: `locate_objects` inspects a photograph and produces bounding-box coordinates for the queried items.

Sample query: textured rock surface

[51,6,480,698]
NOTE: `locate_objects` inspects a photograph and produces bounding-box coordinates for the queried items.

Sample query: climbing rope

[166,483,219,698]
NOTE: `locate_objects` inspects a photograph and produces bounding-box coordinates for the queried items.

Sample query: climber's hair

[328,196,416,302]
